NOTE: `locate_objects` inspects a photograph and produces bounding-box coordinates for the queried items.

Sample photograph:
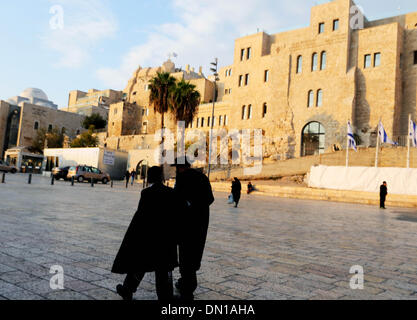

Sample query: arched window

[296,56,303,74]
[307,90,314,108]
[312,53,318,71]
[317,89,323,107]
[301,122,325,156]
[320,51,327,70]
[242,105,246,120]
[48,124,53,132]
[34,121,39,130]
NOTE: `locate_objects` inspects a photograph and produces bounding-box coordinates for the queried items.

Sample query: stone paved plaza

[1,173,417,300]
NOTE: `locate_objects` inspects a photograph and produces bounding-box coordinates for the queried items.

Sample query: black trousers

[380,195,386,208]
[177,268,198,300]
[123,271,173,301]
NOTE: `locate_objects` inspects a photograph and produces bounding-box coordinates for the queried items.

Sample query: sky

[1,0,417,109]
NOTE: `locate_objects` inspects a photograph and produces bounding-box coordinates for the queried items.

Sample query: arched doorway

[301,122,325,156]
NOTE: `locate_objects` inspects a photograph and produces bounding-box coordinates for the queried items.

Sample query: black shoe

[116,284,133,301]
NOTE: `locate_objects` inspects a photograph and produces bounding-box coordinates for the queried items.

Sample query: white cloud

[96,0,312,89]
[42,0,118,68]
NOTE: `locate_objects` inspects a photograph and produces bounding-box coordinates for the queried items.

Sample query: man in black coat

[231,177,242,208]
[112,166,179,301]
[380,181,388,209]
[172,157,214,300]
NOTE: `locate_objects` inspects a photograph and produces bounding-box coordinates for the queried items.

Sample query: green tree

[169,79,201,125]
[30,127,64,154]
[82,113,107,130]
[149,72,177,133]
[70,128,98,148]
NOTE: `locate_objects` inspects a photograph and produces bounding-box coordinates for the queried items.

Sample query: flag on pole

[409,119,417,147]
[378,121,398,145]
[347,121,357,152]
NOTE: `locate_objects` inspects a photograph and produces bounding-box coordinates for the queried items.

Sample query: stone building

[102,0,417,164]
[67,89,123,119]
[0,88,85,159]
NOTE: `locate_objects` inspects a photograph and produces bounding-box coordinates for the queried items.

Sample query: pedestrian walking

[125,170,130,188]
[380,181,388,209]
[231,177,241,208]
[131,170,136,186]
[172,157,214,301]
[112,166,180,301]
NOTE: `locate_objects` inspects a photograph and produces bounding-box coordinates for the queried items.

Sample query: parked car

[67,165,111,184]
[52,166,71,181]
[0,160,18,174]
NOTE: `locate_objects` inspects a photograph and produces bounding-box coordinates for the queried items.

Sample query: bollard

[111,181,113,188]
[71,176,74,186]
[91,179,94,188]
[51,175,55,185]
[28,174,32,185]
[1,173,5,184]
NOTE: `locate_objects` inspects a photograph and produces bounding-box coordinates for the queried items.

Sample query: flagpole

[407,113,411,168]
[346,121,349,167]
[375,120,380,168]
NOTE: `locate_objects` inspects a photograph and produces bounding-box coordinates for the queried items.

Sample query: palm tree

[149,72,177,133]
[149,72,177,174]
[169,79,201,125]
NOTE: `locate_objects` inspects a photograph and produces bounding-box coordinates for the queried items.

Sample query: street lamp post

[207,58,219,180]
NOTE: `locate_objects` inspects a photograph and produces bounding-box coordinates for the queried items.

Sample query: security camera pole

[208,58,219,180]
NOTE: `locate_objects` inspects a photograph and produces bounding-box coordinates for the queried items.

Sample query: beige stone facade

[101,0,417,166]
[67,88,123,119]
[0,99,85,158]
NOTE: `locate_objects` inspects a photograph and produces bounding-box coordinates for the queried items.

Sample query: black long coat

[174,169,214,271]
[111,183,179,274]
[231,180,242,202]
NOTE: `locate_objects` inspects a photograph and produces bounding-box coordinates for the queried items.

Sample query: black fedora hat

[171,156,191,168]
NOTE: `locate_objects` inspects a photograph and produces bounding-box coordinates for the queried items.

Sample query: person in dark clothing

[130,170,136,186]
[172,157,214,301]
[125,170,131,188]
[231,177,242,208]
[380,181,388,209]
[247,181,254,194]
[112,166,179,301]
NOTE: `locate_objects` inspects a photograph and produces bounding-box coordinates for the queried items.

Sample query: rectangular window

[333,19,339,31]
[225,89,228,95]
[239,75,243,87]
[201,118,205,127]
[242,106,246,120]
[414,51,417,65]
[196,118,200,128]
[263,103,267,118]
[374,53,381,67]
[219,115,223,126]
[247,47,252,60]
[241,49,245,61]
[245,74,249,86]
[364,54,371,68]
[264,70,269,82]
[224,115,228,126]
[319,23,325,34]
[248,105,252,119]
[207,117,211,127]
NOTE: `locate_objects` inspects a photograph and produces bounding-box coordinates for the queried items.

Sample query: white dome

[19,88,49,101]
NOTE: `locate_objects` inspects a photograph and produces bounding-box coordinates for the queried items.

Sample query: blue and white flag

[410,119,417,147]
[347,121,357,152]
[378,121,398,145]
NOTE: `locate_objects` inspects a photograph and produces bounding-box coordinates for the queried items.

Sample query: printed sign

[103,151,115,166]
